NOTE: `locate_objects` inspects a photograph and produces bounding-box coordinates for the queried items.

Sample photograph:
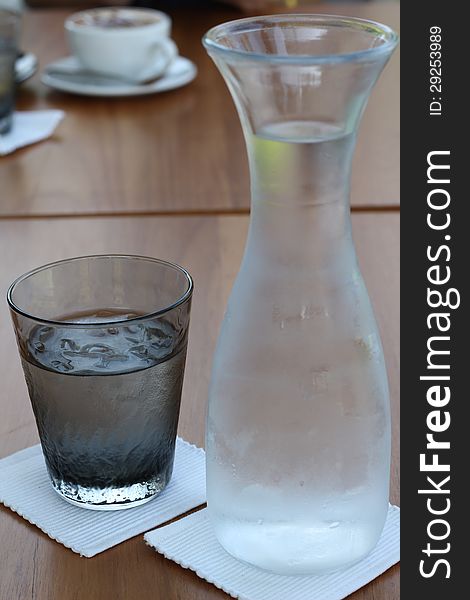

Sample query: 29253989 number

[429,26,441,94]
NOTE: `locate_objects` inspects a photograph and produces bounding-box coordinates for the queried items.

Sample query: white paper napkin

[0,437,206,557]
[0,110,64,156]
[145,505,400,600]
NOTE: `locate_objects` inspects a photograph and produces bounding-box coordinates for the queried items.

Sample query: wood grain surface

[0,212,399,600]
[0,4,399,217]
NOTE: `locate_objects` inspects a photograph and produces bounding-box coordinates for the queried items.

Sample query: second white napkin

[145,505,400,600]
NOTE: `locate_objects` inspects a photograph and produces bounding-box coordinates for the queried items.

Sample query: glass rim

[7,254,194,328]
[203,13,399,65]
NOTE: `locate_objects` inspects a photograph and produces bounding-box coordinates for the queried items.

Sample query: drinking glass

[8,255,193,510]
[0,9,19,135]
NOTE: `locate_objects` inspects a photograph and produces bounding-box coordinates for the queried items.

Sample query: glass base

[211,516,381,575]
[220,542,368,576]
[51,477,168,511]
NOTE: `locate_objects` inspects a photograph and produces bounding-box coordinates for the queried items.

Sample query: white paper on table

[0,437,206,557]
[0,110,64,156]
[145,505,400,600]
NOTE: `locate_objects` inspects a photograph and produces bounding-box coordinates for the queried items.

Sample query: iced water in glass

[8,255,193,510]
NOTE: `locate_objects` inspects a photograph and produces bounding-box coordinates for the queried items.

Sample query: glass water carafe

[203,15,398,575]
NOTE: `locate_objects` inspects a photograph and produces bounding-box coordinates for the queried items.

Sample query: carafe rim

[203,13,398,66]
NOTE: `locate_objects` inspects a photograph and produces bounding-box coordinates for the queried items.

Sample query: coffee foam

[71,9,160,30]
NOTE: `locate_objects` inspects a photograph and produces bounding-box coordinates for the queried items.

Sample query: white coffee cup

[65,7,178,82]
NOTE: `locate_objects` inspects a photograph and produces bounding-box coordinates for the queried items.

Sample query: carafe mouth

[203,14,398,65]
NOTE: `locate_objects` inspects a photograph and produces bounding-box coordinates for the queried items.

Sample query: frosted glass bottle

[203,15,398,575]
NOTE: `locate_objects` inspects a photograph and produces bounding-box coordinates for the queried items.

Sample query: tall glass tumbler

[0,9,19,135]
[8,255,193,510]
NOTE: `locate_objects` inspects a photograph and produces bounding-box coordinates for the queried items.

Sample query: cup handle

[143,38,178,80]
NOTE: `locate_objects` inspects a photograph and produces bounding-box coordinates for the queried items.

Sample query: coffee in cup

[65,8,177,82]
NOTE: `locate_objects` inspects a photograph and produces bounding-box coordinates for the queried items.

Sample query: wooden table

[0,4,400,600]
[0,3,399,217]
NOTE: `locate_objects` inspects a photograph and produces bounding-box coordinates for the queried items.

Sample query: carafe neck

[243,126,356,271]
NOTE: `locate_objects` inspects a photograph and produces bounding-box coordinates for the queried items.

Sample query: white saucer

[15,52,39,84]
[41,55,197,97]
